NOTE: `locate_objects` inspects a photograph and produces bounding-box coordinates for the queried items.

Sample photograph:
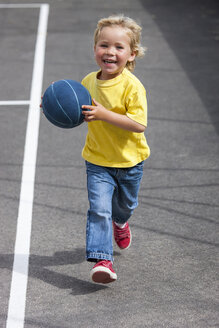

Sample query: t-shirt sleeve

[81,72,93,89]
[81,76,87,88]
[125,84,147,127]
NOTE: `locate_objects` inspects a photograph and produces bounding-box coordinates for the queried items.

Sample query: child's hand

[39,96,43,110]
[83,98,145,132]
[82,99,108,122]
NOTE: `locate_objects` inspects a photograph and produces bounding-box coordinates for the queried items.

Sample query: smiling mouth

[103,59,117,64]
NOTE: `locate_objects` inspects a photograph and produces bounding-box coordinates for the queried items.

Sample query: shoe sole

[91,267,117,284]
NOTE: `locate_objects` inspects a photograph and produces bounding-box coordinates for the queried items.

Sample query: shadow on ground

[141,0,219,134]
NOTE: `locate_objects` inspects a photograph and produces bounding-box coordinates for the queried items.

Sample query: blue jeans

[85,161,144,262]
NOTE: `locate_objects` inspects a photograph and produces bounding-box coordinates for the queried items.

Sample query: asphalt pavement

[0,0,218,327]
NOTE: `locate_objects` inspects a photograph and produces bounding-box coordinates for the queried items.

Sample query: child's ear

[94,45,97,60]
[128,51,136,62]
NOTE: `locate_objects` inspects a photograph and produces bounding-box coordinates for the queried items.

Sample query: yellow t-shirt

[81,68,150,167]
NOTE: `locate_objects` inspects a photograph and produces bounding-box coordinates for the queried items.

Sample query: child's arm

[82,99,145,133]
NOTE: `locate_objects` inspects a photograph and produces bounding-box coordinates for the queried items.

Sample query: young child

[81,14,150,284]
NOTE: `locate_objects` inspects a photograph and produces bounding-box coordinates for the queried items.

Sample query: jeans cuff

[86,252,114,263]
[113,218,128,225]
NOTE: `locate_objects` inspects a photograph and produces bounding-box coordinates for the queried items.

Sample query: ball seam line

[51,82,72,124]
[63,80,80,125]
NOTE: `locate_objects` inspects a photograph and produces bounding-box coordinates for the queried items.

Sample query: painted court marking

[0,101,30,106]
[2,4,50,328]
[0,3,44,8]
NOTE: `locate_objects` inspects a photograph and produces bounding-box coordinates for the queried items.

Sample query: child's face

[94,26,135,80]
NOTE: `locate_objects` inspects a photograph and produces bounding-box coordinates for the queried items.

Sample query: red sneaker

[113,222,132,250]
[91,260,117,284]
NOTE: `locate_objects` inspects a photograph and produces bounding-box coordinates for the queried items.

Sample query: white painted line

[0,3,43,8]
[6,4,49,328]
[0,101,30,106]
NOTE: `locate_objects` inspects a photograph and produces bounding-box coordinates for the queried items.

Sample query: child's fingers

[83,113,95,122]
[82,109,93,116]
[92,98,99,106]
[82,105,94,111]
[82,99,98,110]
[39,95,43,108]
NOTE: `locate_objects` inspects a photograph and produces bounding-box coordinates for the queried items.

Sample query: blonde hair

[94,14,146,72]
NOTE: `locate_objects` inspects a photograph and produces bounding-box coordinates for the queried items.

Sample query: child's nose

[106,46,116,55]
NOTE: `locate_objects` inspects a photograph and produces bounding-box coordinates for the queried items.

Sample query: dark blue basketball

[42,79,92,128]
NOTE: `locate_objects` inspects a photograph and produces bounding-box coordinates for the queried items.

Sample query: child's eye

[100,44,108,48]
[117,46,124,50]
